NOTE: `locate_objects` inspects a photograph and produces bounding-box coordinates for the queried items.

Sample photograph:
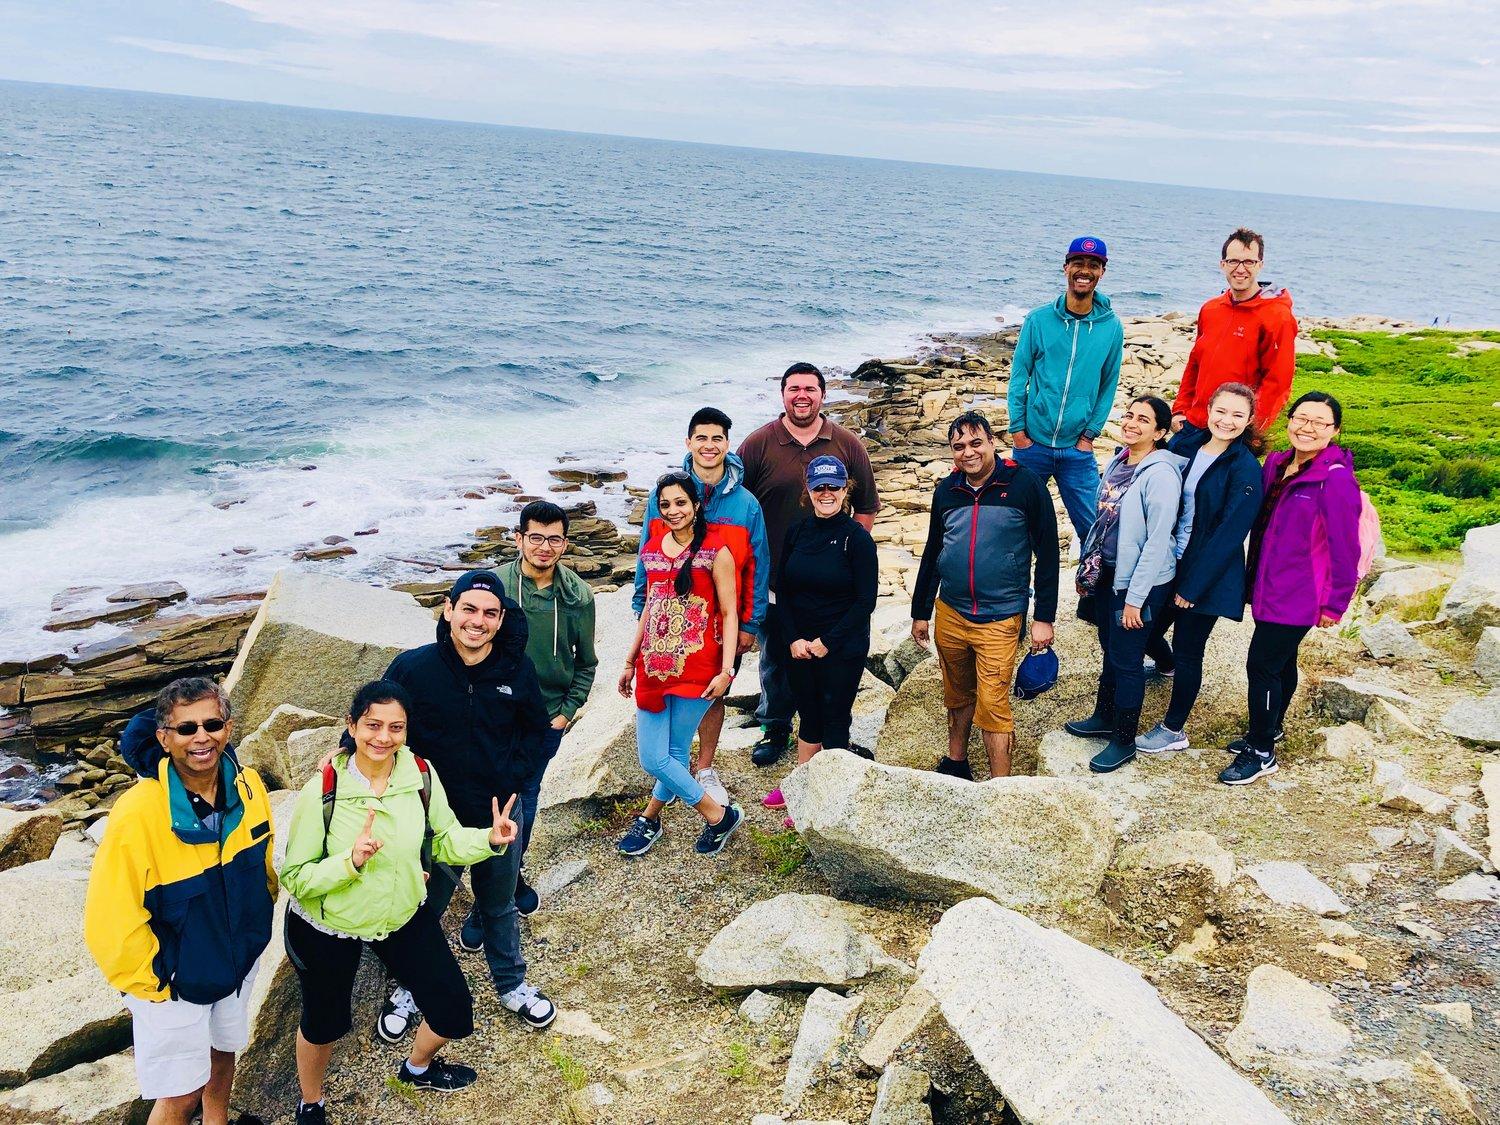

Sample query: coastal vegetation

[1290,329,1500,555]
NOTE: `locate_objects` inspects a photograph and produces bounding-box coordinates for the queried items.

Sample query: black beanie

[447,569,504,605]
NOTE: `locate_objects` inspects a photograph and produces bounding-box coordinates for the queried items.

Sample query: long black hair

[655,471,708,597]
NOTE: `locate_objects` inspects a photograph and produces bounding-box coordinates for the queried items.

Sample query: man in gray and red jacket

[910,412,1058,780]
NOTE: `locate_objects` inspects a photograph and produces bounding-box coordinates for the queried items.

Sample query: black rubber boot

[1065,682,1116,739]
[1089,707,1141,774]
[751,723,793,767]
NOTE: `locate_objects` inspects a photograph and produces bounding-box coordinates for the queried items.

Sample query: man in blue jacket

[1007,236,1124,546]
[633,407,769,805]
[378,570,558,1040]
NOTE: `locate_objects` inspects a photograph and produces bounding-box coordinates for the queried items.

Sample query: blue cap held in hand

[1013,646,1059,699]
[1066,236,1107,263]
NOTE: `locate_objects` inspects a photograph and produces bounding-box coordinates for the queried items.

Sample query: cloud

[114,35,329,75]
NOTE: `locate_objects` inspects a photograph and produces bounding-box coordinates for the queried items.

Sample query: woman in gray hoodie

[1064,395,1185,773]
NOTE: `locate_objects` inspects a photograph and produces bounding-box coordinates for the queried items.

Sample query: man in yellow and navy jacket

[85,676,276,1124]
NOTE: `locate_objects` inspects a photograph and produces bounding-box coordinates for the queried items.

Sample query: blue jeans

[1012,441,1100,545]
[755,606,796,728]
[636,696,713,805]
[427,840,524,995]
[518,725,565,859]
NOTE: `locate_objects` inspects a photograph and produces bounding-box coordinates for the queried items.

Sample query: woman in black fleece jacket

[762,456,878,817]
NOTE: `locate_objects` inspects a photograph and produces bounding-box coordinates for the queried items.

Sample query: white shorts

[123,964,258,1100]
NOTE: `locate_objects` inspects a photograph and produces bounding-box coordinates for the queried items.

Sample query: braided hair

[655,471,708,597]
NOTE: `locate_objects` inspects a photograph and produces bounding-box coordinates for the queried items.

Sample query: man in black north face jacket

[377,569,560,1038]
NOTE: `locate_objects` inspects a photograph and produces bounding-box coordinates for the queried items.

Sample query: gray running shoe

[1135,723,1189,754]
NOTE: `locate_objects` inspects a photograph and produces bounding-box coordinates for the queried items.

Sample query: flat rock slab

[697,892,902,990]
[1244,861,1350,917]
[224,569,436,735]
[1360,616,1413,660]
[106,581,187,605]
[1434,872,1500,903]
[870,1061,933,1125]
[0,1049,147,1124]
[1315,678,1419,723]
[1432,827,1485,879]
[917,898,1291,1124]
[782,750,1115,909]
[1440,692,1500,748]
[783,987,863,1113]
[534,857,591,900]
[1225,965,1352,1074]
[44,600,156,632]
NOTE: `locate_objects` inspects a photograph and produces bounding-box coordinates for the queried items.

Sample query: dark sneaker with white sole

[1223,729,1285,754]
[376,986,419,1043]
[397,1058,478,1092]
[617,815,663,857]
[694,803,743,855]
[515,873,540,917]
[458,908,484,953]
[294,1103,327,1125]
[934,756,973,781]
[1220,747,1278,785]
[500,982,557,1029]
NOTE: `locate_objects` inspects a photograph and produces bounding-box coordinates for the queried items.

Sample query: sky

[1,1,1497,211]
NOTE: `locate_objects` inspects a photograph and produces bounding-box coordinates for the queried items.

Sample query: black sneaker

[617,815,663,857]
[376,986,419,1043]
[1220,747,1278,786]
[1223,729,1285,755]
[396,1058,477,1093]
[694,803,743,855]
[934,756,973,781]
[294,1104,327,1125]
[458,907,484,953]
[499,982,557,1029]
[848,744,876,761]
[515,873,540,917]
[750,724,793,767]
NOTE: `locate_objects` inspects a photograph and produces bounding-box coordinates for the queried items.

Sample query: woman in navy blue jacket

[1136,383,1265,753]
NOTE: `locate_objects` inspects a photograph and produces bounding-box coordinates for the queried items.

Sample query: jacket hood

[435,590,530,668]
[1265,442,1352,484]
[1050,290,1117,325]
[1103,446,1187,478]
[678,451,746,498]
[120,707,246,783]
[497,557,592,609]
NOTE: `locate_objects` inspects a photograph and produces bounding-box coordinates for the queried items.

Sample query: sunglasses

[161,718,227,737]
[810,484,844,493]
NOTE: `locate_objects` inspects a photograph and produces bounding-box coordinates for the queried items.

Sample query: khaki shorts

[933,600,1022,733]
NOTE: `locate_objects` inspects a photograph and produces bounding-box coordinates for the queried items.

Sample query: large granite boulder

[0,807,64,871]
[916,898,1290,1124]
[224,569,435,736]
[1440,691,1500,748]
[1363,564,1448,615]
[0,858,131,1086]
[1313,677,1418,724]
[695,893,905,990]
[781,750,1115,908]
[0,1050,147,1123]
[237,704,341,790]
[539,587,651,810]
[1475,627,1500,684]
[874,658,949,772]
[1443,523,1500,634]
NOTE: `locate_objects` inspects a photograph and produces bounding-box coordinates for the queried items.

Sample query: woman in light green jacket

[279,679,517,1123]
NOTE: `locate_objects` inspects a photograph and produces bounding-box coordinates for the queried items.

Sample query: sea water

[2,80,1496,657]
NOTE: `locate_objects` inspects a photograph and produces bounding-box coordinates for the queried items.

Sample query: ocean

[2,80,1497,659]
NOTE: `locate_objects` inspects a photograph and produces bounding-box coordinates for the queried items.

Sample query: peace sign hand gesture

[351,810,383,869]
[489,794,519,848]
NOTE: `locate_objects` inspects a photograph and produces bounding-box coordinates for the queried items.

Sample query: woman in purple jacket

[1223,391,1362,786]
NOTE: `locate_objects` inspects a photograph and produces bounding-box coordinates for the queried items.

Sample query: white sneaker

[377,986,419,1043]
[499,981,557,1029]
[697,767,730,807]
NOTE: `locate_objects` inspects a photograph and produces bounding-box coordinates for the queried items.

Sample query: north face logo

[496,684,513,696]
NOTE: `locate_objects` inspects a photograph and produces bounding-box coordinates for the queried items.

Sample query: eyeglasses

[161,718,227,737]
[523,534,567,548]
[1288,415,1337,432]
[1222,258,1262,269]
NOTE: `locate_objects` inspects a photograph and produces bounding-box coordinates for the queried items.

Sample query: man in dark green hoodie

[496,499,599,914]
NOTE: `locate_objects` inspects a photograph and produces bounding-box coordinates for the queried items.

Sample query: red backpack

[320,754,434,875]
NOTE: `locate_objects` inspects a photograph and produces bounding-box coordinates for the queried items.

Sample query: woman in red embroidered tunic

[616,472,745,857]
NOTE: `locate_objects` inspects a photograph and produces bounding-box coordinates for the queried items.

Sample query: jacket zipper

[1052,318,1080,445]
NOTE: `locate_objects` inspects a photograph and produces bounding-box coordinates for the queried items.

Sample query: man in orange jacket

[1170,228,1298,448]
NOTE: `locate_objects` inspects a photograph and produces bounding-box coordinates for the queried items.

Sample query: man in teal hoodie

[1007,236,1125,546]
[496,499,598,915]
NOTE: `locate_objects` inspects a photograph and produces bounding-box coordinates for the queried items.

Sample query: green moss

[1284,330,1500,554]
[749,827,809,877]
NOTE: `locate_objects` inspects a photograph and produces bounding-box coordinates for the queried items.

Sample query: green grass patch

[720,1040,754,1083]
[542,1038,589,1091]
[1287,330,1500,554]
[749,827,809,877]
[383,1075,424,1108]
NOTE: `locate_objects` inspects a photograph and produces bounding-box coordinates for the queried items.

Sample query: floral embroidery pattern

[641,589,713,680]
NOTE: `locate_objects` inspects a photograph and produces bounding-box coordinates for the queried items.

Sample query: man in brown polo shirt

[738,361,881,765]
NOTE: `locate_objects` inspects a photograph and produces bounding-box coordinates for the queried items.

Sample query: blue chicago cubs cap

[806,455,849,488]
[1066,236,1108,263]
[1013,646,1059,699]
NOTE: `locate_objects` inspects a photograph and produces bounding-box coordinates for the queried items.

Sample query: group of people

[81,225,1370,1122]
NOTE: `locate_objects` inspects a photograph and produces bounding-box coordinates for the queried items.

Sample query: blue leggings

[636,696,713,806]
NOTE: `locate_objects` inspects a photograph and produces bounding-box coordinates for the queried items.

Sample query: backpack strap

[319,759,338,861]
[413,754,435,876]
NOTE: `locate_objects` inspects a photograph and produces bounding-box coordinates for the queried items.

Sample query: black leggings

[1147,605,1221,731]
[785,642,868,748]
[1246,621,1311,751]
[285,904,474,1045]
[1093,570,1172,712]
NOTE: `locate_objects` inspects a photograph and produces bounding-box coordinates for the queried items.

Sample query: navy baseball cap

[806,455,849,488]
[448,569,504,606]
[1014,646,1059,699]
[1066,236,1108,263]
